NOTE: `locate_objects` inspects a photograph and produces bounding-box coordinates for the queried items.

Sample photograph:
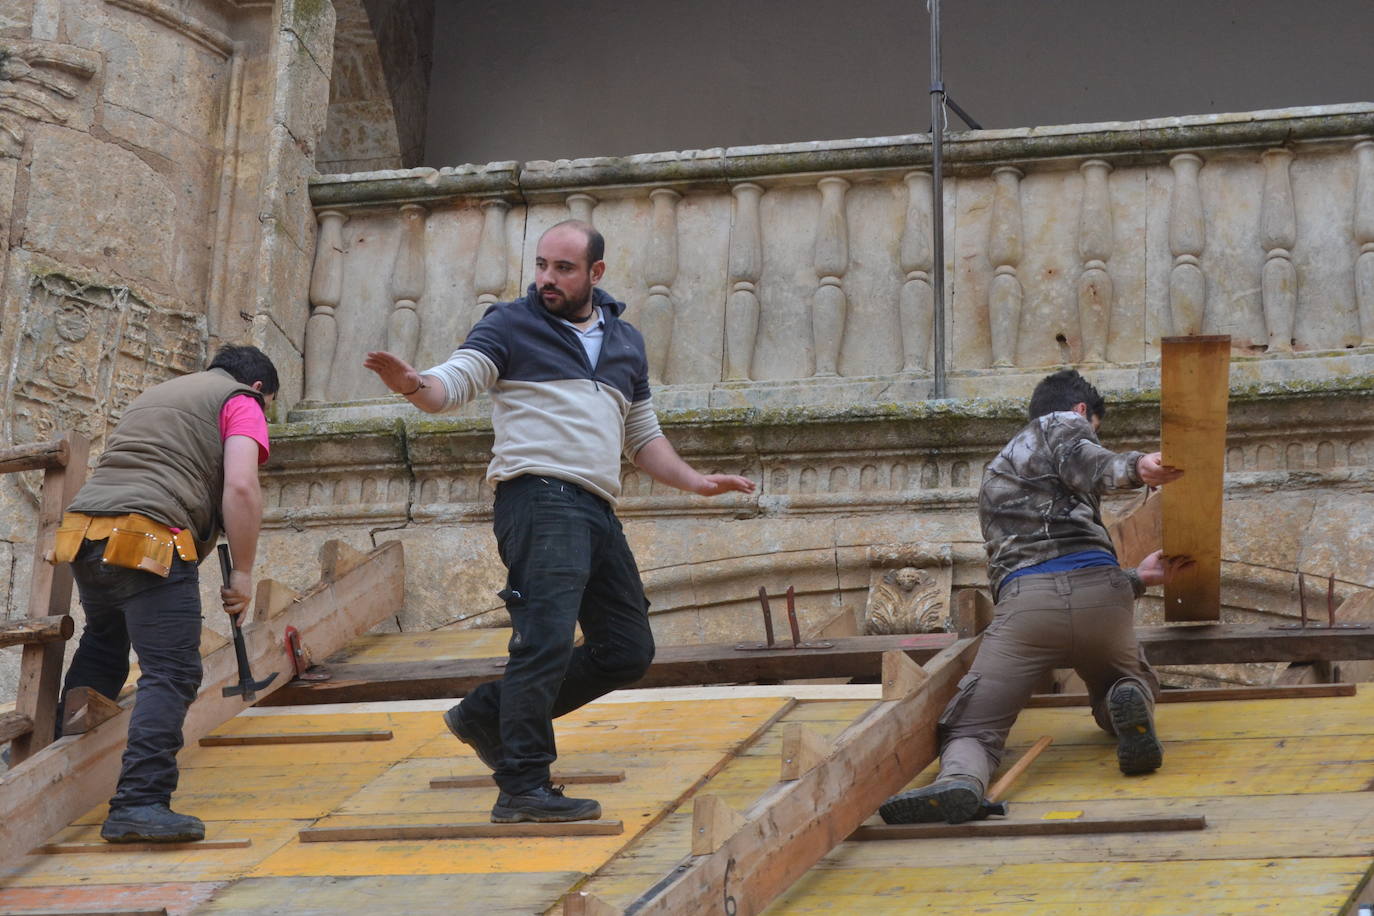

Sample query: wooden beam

[1161,335,1230,621]
[260,625,1374,706]
[1026,681,1356,707]
[0,711,33,743]
[429,770,624,789]
[197,728,393,747]
[0,539,404,872]
[298,820,624,842]
[848,814,1207,841]
[622,636,982,916]
[0,437,69,474]
[0,615,73,649]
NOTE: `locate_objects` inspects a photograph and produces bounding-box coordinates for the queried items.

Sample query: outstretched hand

[1137,452,1184,487]
[694,474,756,497]
[364,350,421,394]
[1135,549,1195,587]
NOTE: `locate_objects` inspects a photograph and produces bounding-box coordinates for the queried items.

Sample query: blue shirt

[999,549,1119,595]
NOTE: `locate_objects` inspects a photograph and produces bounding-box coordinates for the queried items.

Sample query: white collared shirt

[560,306,605,368]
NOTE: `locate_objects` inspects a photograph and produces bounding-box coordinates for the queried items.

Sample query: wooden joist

[849,814,1207,841]
[262,625,1374,706]
[621,636,983,916]
[298,820,624,842]
[0,539,405,872]
[0,615,74,649]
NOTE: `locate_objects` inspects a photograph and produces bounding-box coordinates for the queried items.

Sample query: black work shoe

[490,783,601,823]
[878,775,983,825]
[101,804,205,843]
[1109,680,1163,775]
[443,704,503,771]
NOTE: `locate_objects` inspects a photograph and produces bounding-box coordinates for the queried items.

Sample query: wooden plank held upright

[8,432,89,763]
[1160,336,1230,622]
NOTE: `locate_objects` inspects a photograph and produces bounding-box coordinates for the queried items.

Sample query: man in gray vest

[55,345,278,843]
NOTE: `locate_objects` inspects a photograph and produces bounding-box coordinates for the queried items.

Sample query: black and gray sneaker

[443,704,503,771]
[878,775,983,825]
[100,804,205,843]
[490,783,601,823]
[1108,679,1163,775]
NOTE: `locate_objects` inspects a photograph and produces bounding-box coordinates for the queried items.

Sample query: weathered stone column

[988,166,1024,368]
[640,187,680,385]
[899,171,933,373]
[812,176,850,377]
[1168,153,1207,336]
[724,182,763,381]
[567,193,596,224]
[305,209,346,401]
[387,203,427,364]
[1077,160,1114,363]
[1260,148,1298,352]
[471,198,510,335]
[1354,140,1374,346]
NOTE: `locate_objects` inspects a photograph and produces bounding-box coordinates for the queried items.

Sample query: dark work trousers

[937,565,1160,792]
[459,475,656,795]
[59,538,204,809]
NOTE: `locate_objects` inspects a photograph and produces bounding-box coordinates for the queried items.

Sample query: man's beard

[543,286,594,321]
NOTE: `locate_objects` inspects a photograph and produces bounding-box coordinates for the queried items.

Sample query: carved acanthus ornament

[863,544,953,635]
[0,38,99,159]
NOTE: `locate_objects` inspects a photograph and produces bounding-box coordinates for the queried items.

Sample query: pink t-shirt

[219,394,270,464]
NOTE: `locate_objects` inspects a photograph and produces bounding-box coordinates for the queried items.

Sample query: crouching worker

[880,369,1192,825]
[51,345,277,842]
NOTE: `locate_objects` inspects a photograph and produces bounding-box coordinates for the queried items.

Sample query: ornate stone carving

[0,38,100,159]
[470,199,511,336]
[988,166,1024,367]
[1077,160,1114,363]
[724,182,763,381]
[640,188,680,385]
[812,176,850,377]
[387,203,427,363]
[1168,153,1207,336]
[305,209,346,401]
[899,171,934,373]
[863,544,953,635]
[1260,149,1298,352]
[1354,140,1374,346]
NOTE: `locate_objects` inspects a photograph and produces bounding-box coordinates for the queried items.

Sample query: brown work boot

[490,783,601,823]
[878,775,983,825]
[1108,679,1163,775]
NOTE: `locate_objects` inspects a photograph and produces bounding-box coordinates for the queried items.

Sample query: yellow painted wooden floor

[2,684,1373,914]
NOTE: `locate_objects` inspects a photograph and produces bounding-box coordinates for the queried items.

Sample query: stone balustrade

[301,104,1374,416]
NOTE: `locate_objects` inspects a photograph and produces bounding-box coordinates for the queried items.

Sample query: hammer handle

[987,735,1053,803]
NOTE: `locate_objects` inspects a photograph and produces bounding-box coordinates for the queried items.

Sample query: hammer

[968,735,1053,820]
[218,544,277,702]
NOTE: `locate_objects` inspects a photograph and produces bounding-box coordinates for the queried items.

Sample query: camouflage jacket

[979,410,1145,599]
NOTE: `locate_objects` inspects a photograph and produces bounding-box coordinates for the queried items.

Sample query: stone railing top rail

[310,104,1374,208]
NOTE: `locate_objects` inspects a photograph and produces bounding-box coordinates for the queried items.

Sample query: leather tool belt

[51,512,198,577]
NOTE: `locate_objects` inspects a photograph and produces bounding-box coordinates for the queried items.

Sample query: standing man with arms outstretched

[365,220,755,824]
[880,369,1191,825]
[53,345,277,842]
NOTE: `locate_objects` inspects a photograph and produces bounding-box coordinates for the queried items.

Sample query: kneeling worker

[53,345,277,842]
[881,369,1191,825]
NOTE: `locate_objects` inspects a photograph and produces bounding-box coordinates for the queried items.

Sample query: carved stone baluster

[898,171,933,373]
[1077,160,1114,363]
[812,176,850,377]
[1168,153,1207,336]
[387,203,427,364]
[1260,149,1298,352]
[1354,140,1374,345]
[640,188,680,385]
[724,182,763,381]
[567,193,596,224]
[470,199,511,335]
[305,209,346,401]
[988,166,1024,368]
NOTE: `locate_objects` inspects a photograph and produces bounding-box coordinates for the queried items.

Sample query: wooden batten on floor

[1027,682,1357,707]
[849,814,1208,841]
[33,838,253,854]
[198,728,393,747]
[430,770,625,789]
[298,820,625,843]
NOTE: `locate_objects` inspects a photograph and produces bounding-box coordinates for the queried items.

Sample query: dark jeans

[460,475,655,795]
[60,539,204,809]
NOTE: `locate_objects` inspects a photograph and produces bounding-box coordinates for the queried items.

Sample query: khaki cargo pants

[938,565,1160,792]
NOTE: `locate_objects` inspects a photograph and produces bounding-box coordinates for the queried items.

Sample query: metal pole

[929,0,947,399]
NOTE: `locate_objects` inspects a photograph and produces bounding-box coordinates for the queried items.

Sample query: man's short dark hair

[546,219,604,266]
[209,345,279,395]
[1027,369,1106,422]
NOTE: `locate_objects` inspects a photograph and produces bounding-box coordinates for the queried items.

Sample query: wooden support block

[198,628,230,657]
[779,723,830,781]
[430,770,625,789]
[198,728,393,747]
[1026,682,1357,707]
[298,819,624,843]
[319,540,370,582]
[33,838,253,854]
[0,710,34,743]
[691,795,746,855]
[254,578,300,622]
[1106,486,1162,568]
[563,891,624,916]
[849,813,1206,841]
[61,687,123,735]
[881,649,930,700]
[1161,335,1230,621]
[954,588,995,637]
[0,615,73,649]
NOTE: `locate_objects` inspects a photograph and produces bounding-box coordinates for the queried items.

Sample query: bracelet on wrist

[402,378,428,396]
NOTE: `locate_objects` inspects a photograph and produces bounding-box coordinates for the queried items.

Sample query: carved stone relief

[0,37,99,159]
[862,544,953,635]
